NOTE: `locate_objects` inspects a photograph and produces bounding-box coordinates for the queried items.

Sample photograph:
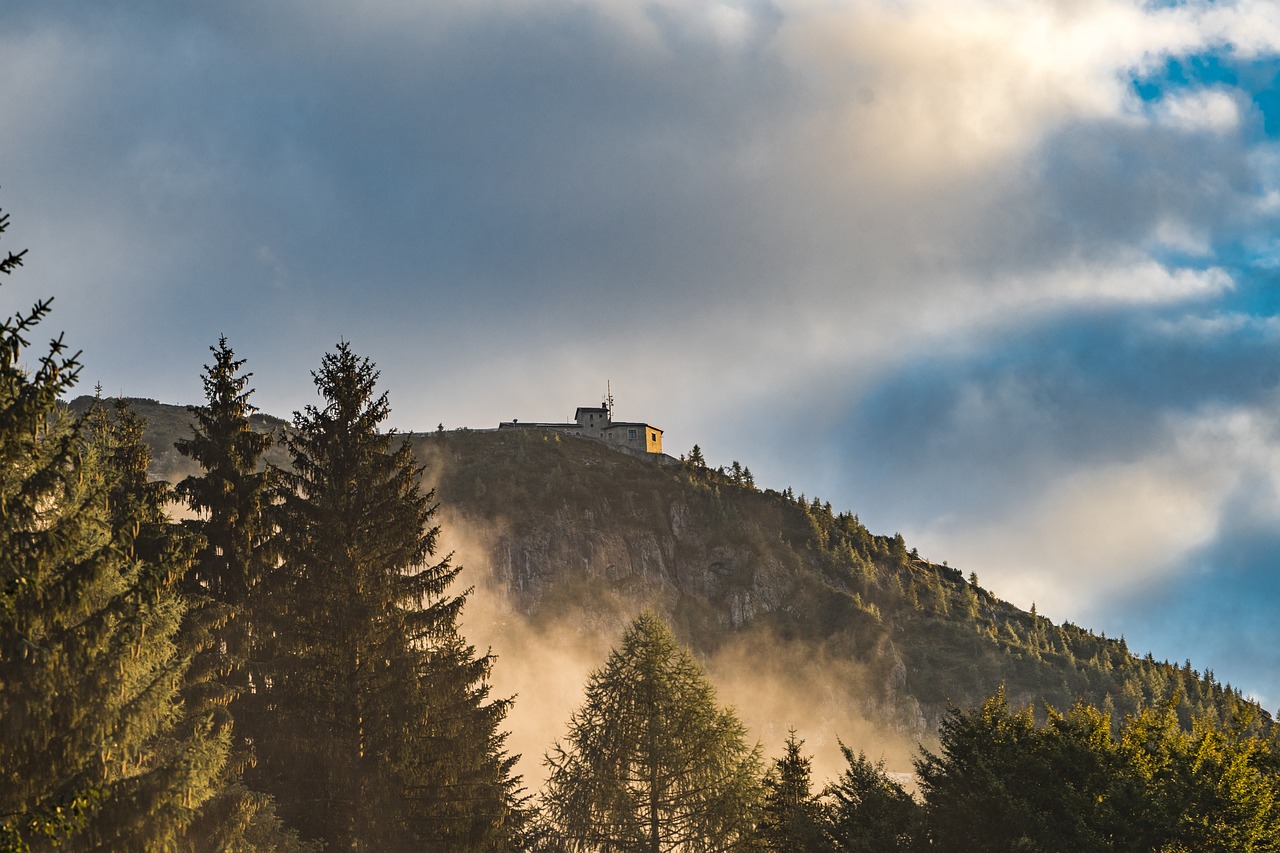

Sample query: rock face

[417,429,979,737]
[481,500,793,629]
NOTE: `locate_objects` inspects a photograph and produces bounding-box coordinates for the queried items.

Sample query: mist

[443,517,923,791]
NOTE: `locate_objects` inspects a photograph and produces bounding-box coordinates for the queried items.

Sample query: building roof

[498,421,583,429]
[603,422,662,433]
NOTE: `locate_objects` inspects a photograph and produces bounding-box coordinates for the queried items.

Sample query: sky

[5,0,1280,709]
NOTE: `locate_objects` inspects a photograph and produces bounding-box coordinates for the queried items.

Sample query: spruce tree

[173,339,314,852]
[757,731,827,852]
[175,336,275,662]
[543,612,763,852]
[824,746,922,853]
[173,338,275,757]
[0,207,224,851]
[78,398,231,850]
[261,342,522,850]
[0,209,95,850]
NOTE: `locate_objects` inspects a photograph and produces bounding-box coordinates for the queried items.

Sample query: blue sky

[5,0,1280,709]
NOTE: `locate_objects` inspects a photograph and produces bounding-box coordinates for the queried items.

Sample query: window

[651,432,657,442]
[628,428,637,440]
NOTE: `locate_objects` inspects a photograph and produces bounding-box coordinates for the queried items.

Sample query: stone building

[499,401,664,456]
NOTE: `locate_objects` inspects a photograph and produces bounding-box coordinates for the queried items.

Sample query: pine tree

[260,342,522,850]
[175,336,275,663]
[543,612,763,852]
[0,206,224,850]
[824,746,922,852]
[173,339,315,852]
[0,209,96,850]
[757,731,827,852]
[173,338,275,751]
[79,398,231,850]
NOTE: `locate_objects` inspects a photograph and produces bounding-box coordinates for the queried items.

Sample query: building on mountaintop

[499,389,664,457]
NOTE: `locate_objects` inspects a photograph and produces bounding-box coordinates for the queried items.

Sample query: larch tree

[260,342,522,851]
[0,207,225,851]
[543,612,764,852]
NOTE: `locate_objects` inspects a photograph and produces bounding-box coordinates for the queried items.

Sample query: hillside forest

[6,202,1280,852]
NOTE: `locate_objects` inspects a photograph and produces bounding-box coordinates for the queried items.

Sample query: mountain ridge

[100,394,1270,777]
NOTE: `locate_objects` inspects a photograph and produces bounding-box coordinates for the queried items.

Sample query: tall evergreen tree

[175,336,275,659]
[173,338,275,751]
[543,612,764,852]
[260,342,522,850]
[79,398,231,850]
[173,339,314,852]
[0,209,95,850]
[0,207,224,851]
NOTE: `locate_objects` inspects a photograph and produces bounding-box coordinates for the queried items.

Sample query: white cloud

[910,458,1221,617]
[1152,88,1241,134]
[1144,311,1280,342]
[1148,217,1213,256]
[756,0,1277,186]
[906,399,1280,620]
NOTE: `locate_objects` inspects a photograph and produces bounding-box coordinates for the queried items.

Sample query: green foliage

[0,207,224,851]
[916,690,1118,852]
[757,732,828,852]
[915,690,1280,852]
[1118,702,1280,852]
[544,612,764,851]
[260,342,523,850]
[173,338,314,852]
[80,399,231,850]
[0,210,96,850]
[821,746,922,853]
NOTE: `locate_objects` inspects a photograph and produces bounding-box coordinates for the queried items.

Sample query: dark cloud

[781,301,1278,524]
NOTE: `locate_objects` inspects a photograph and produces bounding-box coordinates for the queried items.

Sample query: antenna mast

[605,380,615,420]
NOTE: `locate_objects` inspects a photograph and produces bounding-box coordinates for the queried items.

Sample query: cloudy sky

[6,0,1280,708]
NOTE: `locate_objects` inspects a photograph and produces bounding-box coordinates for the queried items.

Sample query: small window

[628,428,637,440]
[651,432,657,441]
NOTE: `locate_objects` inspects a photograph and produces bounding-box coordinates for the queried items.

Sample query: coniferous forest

[6,200,1280,853]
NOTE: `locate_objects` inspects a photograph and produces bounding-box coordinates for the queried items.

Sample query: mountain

[104,396,1268,780]
[66,395,292,481]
